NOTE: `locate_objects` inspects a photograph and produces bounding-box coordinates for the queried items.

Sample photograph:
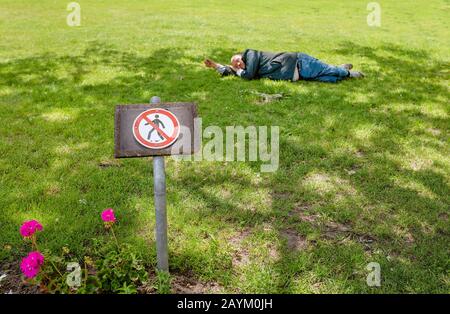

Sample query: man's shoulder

[243,48,260,55]
[242,49,260,62]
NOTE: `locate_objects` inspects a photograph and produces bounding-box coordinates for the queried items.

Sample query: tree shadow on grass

[0,42,252,288]
[263,42,449,293]
[0,41,448,293]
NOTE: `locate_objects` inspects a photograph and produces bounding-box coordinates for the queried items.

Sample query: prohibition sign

[132,108,180,149]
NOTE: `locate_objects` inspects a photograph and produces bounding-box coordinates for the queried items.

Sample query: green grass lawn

[0,0,449,293]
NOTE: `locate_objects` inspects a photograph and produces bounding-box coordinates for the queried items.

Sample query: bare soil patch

[228,229,252,267]
[171,273,223,294]
[281,228,308,251]
[0,262,42,294]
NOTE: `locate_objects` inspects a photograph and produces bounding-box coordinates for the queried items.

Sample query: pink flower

[27,251,45,266]
[101,208,116,223]
[20,251,44,279]
[20,220,43,238]
[20,258,39,278]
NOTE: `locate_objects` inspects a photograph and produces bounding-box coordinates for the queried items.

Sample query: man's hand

[204,59,218,69]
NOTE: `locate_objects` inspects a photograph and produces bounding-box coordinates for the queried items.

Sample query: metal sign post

[150,96,169,272]
[114,96,199,274]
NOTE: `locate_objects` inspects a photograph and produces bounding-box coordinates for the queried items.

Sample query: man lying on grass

[204,49,364,83]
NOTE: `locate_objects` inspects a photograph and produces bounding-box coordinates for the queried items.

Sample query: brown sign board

[114,103,199,158]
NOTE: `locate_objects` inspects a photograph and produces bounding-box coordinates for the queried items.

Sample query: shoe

[349,70,365,78]
[340,63,353,70]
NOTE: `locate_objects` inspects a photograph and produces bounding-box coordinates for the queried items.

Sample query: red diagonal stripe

[142,115,171,141]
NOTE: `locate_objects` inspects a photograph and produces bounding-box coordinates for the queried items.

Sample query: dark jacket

[239,49,298,81]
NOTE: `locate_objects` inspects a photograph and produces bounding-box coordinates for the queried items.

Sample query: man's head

[231,54,245,69]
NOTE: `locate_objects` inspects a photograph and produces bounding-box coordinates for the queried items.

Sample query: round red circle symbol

[132,108,180,149]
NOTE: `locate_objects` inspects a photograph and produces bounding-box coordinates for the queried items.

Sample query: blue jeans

[297,53,349,83]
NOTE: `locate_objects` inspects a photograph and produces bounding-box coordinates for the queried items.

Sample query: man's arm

[204,59,236,76]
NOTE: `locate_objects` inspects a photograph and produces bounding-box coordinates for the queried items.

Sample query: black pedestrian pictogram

[132,108,180,149]
[145,114,166,141]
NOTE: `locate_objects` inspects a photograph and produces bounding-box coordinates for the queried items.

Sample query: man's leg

[311,75,341,83]
[298,53,350,83]
[147,128,155,140]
